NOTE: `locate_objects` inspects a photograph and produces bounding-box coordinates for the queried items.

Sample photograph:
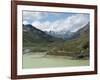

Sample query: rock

[23,49,31,54]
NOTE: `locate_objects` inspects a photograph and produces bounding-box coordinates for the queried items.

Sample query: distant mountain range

[45,23,89,40]
[23,23,89,59]
[23,23,89,46]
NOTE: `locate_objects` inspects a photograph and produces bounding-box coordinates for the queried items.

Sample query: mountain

[23,24,61,46]
[47,23,89,59]
[45,23,89,40]
[23,24,89,59]
[67,23,89,40]
[45,30,73,40]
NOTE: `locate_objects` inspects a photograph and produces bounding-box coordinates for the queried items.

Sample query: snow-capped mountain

[45,23,89,40]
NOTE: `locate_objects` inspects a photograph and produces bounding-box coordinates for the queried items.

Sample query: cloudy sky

[23,11,90,32]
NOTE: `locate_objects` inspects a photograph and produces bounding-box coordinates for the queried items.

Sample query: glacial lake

[22,52,89,69]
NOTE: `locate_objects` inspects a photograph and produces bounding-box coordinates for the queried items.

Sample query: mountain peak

[45,23,89,40]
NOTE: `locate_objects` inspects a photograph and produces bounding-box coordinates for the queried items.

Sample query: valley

[22,23,89,68]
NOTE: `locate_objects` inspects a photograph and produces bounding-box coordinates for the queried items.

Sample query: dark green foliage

[83,41,89,49]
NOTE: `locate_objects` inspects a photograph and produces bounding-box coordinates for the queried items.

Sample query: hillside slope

[23,24,61,46]
[47,23,89,59]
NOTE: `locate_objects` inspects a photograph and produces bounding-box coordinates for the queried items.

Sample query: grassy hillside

[47,34,89,59]
[23,24,89,59]
[46,23,89,59]
[23,24,62,46]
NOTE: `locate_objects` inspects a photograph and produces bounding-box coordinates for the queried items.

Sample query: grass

[23,31,89,68]
[22,53,89,68]
[23,31,89,59]
[45,34,89,58]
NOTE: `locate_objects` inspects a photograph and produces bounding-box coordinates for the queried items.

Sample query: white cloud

[32,21,51,31]
[31,14,89,32]
[64,14,89,32]
[23,11,47,22]
[23,20,29,25]
[32,21,41,27]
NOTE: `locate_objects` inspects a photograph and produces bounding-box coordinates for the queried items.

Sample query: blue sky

[39,12,74,22]
[23,11,90,32]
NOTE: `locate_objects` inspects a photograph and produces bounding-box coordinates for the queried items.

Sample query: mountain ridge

[45,23,89,40]
[23,24,62,46]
